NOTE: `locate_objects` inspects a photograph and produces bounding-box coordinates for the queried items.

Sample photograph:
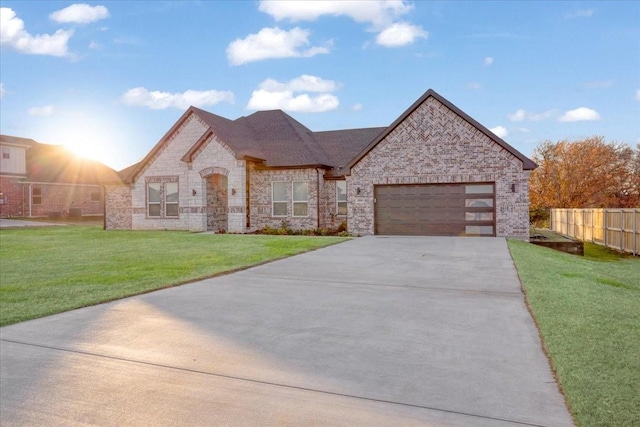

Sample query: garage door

[374,183,495,236]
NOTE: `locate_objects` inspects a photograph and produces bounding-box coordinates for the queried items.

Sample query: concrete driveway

[0,237,573,426]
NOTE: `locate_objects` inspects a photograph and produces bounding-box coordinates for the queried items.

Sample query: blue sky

[1,1,638,171]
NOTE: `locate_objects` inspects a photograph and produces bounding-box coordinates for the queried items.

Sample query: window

[147,183,161,217]
[465,184,493,194]
[292,182,308,217]
[165,182,179,217]
[2,148,9,159]
[32,187,42,205]
[336,181,347,216]
[272,182,287,216]
[90,191,101,202]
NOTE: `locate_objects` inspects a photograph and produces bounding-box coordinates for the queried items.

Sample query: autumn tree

[529,136,639,211]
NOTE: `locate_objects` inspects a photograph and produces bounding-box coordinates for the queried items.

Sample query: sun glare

[36,108,121,169]
[63,139,103,162]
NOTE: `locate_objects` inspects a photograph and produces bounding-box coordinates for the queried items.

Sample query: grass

[0,226,349,327]
[508,239,640,427]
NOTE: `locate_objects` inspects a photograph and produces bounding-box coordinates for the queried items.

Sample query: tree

[529,136,639,210]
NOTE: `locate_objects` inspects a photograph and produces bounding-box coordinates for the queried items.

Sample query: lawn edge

[0,236,352,328]
[506,239,577,426]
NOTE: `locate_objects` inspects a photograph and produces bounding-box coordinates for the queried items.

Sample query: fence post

[621,210,625,253]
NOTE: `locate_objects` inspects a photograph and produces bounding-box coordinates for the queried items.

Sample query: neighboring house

[0,134,119,218]
[105,89,536,238]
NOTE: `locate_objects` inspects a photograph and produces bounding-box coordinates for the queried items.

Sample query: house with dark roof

[105,89,536,238]
[0,135,119,218]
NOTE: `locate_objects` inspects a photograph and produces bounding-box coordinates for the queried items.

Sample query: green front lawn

[0,226,348,326]
[508,240,640,427]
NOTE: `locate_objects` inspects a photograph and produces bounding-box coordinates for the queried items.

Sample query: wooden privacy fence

[550,208,640,255]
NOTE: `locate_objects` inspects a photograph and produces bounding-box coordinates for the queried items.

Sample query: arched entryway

[205,173,228,232]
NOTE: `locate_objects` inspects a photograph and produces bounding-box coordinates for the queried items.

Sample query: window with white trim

[336,181,347,216]
[293,182,308,217]
[272,182,287,216]
[147,183,161,217]
[165,182,179,217]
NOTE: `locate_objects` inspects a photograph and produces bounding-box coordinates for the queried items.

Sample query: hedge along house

[106,89,536,238]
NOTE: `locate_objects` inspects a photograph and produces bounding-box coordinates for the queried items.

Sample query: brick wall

[105,184,132,229]
[2,178,104,218]
[25,184,104,217]
[249,166,320,230]
[124,113,247,232]
[0,177,25,217]
[349,96,530,238]
[318,177,347,230]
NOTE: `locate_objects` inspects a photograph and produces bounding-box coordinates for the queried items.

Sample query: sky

[1,1,639,171]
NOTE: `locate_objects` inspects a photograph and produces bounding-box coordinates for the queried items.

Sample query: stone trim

[199,166,230,178]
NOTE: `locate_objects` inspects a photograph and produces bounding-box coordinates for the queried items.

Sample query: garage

[374,183,495,236]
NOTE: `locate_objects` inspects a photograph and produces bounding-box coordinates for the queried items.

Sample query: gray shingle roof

[123,88,536,182]
[191,108,382,170]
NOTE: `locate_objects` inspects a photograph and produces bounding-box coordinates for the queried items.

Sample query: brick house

[0,135,119,218]
[105,89,536,237]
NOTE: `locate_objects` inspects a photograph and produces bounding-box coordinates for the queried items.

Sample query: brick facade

[119,114,247,232]
[0,176,103,218]
[249,166,321,230]
[348,96,530,238]
[0,177,25,217]
[106,91,533,237]
[105,184,132,229]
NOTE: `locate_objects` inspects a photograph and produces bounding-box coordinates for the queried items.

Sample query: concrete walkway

[0,218,67,228]
[0,237,574,426]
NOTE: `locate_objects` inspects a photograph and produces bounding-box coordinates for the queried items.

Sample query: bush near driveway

[508,239,640,427]
[0,226,349,327]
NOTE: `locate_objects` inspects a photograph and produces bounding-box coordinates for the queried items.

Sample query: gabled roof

[126,107,385,182]
[344,89,537,173]
[123,88,536,183]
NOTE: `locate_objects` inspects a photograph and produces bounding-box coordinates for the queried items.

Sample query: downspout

[28,183,32,218]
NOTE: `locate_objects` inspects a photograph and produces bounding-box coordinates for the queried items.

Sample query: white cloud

[558,107,601,122]
[0,82,4,98]
[28,105,54,116]
[121,87,235,110]
[484,56,494,66]
[259,0,412,28]
[226,27,330,65]
[89,40,100,49]
[376,22,427,47]
[50,4,110,24]
[352,103,363,111]
[466,82,482,90]
[1,8,73,56]
[490,126,508,138]
[260,75,337,93]
[259,1,425,48]
[636,89,640,101]
[247,75,339,113]
[507,108,554,122]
